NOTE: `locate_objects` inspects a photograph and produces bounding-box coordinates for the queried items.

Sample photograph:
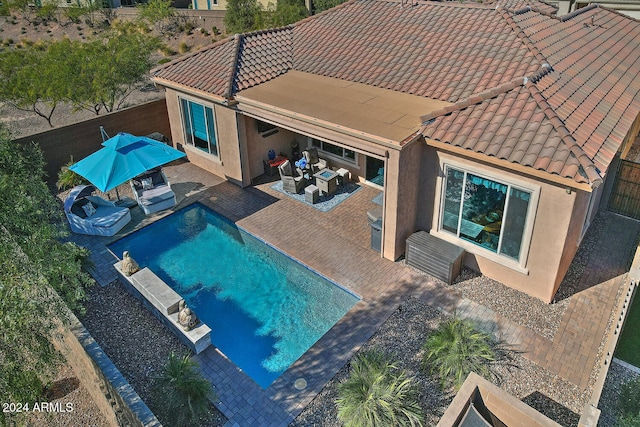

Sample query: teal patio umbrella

[69,132,186,194]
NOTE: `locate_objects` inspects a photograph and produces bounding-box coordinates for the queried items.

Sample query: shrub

[422,316,495,390]
[619,376,640,418]
[56,157,88,190]
[153,352,213,425]
[157,57,172,64]
[336,349,424,427]
[178,41,190,54]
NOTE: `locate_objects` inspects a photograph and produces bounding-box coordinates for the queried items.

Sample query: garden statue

[121,251,140,276]
[178,300,199,331]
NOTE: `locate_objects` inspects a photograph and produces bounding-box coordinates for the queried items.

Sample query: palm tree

[153,352,213,425]
[422,316,495,390]
[336,349,424,427]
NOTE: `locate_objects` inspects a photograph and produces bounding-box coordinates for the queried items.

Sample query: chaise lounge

[64,185,131,236]
[130,168,176,215]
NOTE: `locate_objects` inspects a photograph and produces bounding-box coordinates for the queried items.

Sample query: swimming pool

[108,203,359,388]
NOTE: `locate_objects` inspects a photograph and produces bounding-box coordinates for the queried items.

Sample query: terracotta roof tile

[153,0,640,186]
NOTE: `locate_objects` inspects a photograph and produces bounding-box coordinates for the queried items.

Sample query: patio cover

[69,132,186,193]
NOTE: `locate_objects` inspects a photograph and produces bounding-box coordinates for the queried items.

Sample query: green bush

[56,157,88,190]
[620,376,640,418]
[153,352,213,425]
[422,317,495,390]
[336,349,424,427]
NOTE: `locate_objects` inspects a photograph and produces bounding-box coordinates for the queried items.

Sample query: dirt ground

[0,12,222,137]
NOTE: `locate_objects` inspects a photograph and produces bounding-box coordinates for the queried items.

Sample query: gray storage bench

[406,231,465,285]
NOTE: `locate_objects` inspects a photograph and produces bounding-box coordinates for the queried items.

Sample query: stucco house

[151,0,640,303]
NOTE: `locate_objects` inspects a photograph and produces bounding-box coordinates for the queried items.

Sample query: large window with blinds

[180,98,218,156]
[439,165,536,263]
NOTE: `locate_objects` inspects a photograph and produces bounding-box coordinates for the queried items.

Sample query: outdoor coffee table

[313,168,339,196]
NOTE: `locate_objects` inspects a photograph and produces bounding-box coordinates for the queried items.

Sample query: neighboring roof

[152,0,640,187]
[236,70,453,143]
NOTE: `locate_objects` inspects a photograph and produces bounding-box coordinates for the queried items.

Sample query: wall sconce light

[566,187,572,194]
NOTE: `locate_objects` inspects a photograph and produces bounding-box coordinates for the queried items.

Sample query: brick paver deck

[69,160,639,426]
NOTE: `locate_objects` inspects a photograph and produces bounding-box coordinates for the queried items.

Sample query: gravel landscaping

[447,212,608,340]
[68,210,629,427]
[291,297,589,427]
[77,280,227,427]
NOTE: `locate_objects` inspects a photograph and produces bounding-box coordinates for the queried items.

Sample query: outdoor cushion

[138,184,174,205]
[82,202,97,217]
[88,206,130,228]
[142,177,153,190]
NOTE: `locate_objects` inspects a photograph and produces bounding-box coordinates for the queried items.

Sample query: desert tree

[0,41,73,127]
[225,0,262,33]
[137,0,176,34]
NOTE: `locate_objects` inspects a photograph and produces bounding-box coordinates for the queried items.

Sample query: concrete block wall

[12,100,171,189]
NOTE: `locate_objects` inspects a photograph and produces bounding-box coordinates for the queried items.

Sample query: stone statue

[178,300,199,331]
[121,251,140,276]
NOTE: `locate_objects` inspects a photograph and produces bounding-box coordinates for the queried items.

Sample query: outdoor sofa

[64,185,131,236]
[130,168,176,214]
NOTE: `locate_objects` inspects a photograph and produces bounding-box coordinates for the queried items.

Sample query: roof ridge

[499,3,558,18]
[419,76,524,125]
[497,7,549,65]
[225,34,244,98]
[525,80,603,187]
[560,3,598,21]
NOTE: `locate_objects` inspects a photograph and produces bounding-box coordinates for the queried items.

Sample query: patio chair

[278,160,307,193]
[130,168,176,214]
[302,147,328,174]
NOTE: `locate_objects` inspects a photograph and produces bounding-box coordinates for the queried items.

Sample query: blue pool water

[108,203,359,388]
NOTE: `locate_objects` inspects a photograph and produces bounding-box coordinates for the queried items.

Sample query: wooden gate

[609,159,640,219]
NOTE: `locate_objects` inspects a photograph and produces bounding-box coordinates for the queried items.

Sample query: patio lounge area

[68,159,640,426]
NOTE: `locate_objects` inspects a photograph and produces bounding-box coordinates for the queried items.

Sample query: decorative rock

[121,251,140,276]
[178,300,199,331]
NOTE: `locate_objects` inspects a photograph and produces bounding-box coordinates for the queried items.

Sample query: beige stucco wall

[165,88,245,185]
[383,141,421,260]
[243,116,303,180]
[423,148,585,302]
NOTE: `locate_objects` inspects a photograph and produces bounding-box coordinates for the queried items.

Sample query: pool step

[114,261,212,354]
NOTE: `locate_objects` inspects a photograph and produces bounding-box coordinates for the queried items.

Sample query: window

[180,98,218,156]
[311,138,356,163]
[440,166,533,262]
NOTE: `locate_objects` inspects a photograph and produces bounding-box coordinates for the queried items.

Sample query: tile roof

[152,36,239,98]
[513,5,640,178]
[293,1,541,102]
[152,0,640,187]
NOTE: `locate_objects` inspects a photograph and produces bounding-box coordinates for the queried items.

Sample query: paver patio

[68,159,639,426]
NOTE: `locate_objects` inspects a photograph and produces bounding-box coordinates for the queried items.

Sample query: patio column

[381,140,423,260]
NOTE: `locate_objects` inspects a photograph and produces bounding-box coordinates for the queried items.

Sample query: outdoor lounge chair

[64,185,131,236]
[278,160,307,193]
[302,147,328,174]
[130,168,176,214]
